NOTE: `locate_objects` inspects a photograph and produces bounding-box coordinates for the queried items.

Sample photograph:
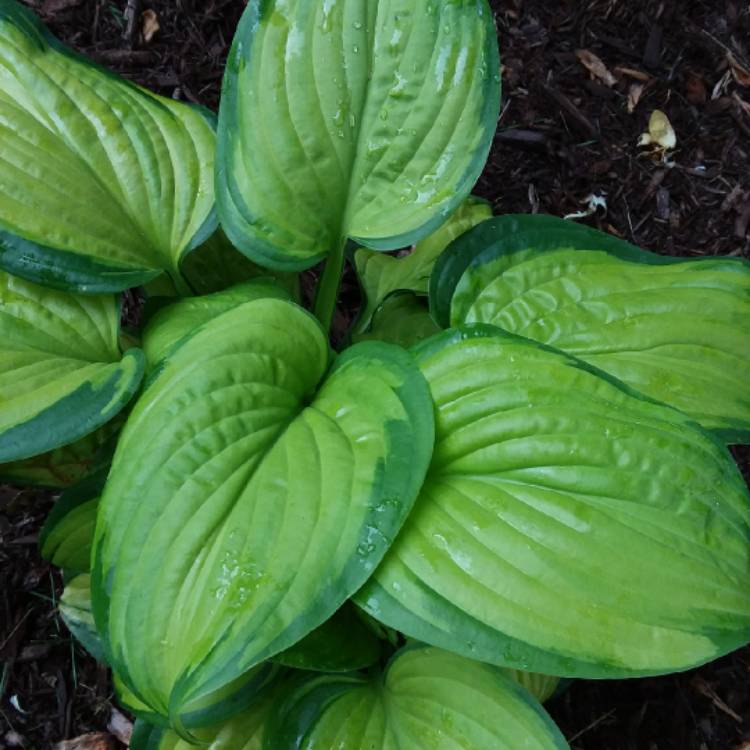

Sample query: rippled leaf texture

[92,298,434,727]
[142,279,292,369]
[353,291,440,349]
[0,417,119,487]
[0,270,144,462]
[274,603,381,672]
[266,645,568,749]
[358,326,750,677]
[0,1,216,292]
[431,214,750,441]
[40,471,103,575]
[354,195,492,333]
[217,0,500,270]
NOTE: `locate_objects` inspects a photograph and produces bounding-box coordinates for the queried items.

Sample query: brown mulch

[2,1,750,748]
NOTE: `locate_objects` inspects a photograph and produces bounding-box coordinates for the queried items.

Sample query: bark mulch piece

[3,0,750,748]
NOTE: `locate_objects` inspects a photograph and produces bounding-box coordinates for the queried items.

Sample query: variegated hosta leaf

[266,645,568,749]
[430,214,750,442]
[353,291,440,349]
[0,270,144,462]
[354,196,492,333]
[358,326,750,678]
[0,417,119,487]
[130,679,289,750]
[273,603,381,672]
[116,665,282,734]
[142,279,292,369]
[39,471,103,575]
[0,1,216,292]
[59,574,107,662]
[92,297,434,728]
[217,0,500,270]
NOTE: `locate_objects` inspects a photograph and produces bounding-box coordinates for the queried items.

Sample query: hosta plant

[1,0,749,747]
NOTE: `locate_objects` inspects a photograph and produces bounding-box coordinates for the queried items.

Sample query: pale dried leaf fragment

[627,83,645,113]
[576,49,617,87]
[141,9,160,44]
[638,110,676,151]
[564,193,607,220]
[107,708,133,746]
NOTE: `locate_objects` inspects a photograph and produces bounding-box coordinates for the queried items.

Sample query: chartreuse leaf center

[216,0,500,272]
[0,269,144,463]
[264,645,568,749]
[0,1,216,292]
[357,325,750,678]
[430,214,750,442]
[91,297,434,728]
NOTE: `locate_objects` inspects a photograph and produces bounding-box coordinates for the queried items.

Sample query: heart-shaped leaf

[217,0,500,270]
[354,196,492,333]
[92,297,434,727]
[357,326,750,677]
[266,645,568,749]
[430,215,750,441]
[0,270,144,462]
[0,1,216,292]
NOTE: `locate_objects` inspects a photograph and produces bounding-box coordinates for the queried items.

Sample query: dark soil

[2,0,750,748]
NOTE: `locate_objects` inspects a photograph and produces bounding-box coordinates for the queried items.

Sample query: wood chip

[576,49,617,87]
[41,0,83,13]
[727,53,750,88]
[615,66,651,82]
[685,72,708,105]
[692,677,744,723]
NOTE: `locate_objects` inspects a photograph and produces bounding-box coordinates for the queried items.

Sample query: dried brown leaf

[141,9,160,44]
[576,49,617,87]
[53,733,116,750]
